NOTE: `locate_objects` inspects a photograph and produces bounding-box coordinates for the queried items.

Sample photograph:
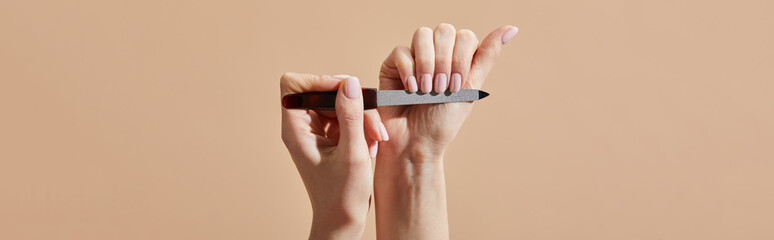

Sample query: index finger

[280,72,346,137]
[280,72,343,96]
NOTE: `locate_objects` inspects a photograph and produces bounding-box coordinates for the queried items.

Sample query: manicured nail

[421,74,432,93]
[501,26,519,44]
[434,73,447,93]
[407,76,418,93]
[369,142,378,159]
[450,73,462,93]
[344,76,361,99]
[333,74,350,79]
[378,122,389,141]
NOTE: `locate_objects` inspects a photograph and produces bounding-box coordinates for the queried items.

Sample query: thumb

[469,25,518,88]
[335,76,367,152]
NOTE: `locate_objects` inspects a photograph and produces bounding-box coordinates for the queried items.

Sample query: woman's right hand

[280,73,388,239]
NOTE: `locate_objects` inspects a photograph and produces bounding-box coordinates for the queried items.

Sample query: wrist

[309,211,366,240]
[375,151,445,187]
[378,140,446,164]
[373,151,450,240]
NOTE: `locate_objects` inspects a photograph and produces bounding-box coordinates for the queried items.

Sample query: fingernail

[378,122,389,141]
[344,76,361,99]
[369,142,378,159]
[333,74,350,79]
[450,73,462,93]
[434,73,447,93]
[407,76,418,93]
[421,74,432,93]
[501,26,519,44]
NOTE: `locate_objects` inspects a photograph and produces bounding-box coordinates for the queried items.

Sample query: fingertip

[450,73,462,93]
[407,76,418,93]
[343,76,361,99]
[335,76,364,119]
[369,140,378,159]
[434,73,448,93]
[421,74,433,93]
[335,76,366,149]
[364,109,384,142]
[378,122,389,141]
[501,26,519,44]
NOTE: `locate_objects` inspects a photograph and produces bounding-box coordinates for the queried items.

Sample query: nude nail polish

[344,77,361,99]
[378,122,389,141]
[333,74,350,79]
[501,26,519,44]
[421,74,433,93]
[407,76,418,93]
[369,142,378,159]
[450,73,462,93]
[434,73,447,93]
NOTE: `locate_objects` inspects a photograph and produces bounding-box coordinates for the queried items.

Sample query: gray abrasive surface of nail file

[376,89,488,107]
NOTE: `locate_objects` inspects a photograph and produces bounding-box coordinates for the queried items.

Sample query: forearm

[374,153,449,240]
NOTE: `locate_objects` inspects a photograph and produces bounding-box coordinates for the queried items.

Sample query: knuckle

[338,110,363,123]
[452,55,469,66]
[437,23,455,30]
[477,46,499,59]
[416,58,434,68]
[396,45,410,53]
[279,72,294,89]
[457,29,478,42]
[457,29,475,37]
[392,46,410,57]
[280,72,293,82]
[396,61,412,71]
[434,23,456,36]
[415,27,432,35]
[391,46,402,54]
[435,58,451,67]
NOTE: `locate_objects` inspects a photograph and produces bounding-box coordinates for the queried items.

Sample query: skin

[280,73,388,240]
[375,24,517,240]
[280,24,518,239]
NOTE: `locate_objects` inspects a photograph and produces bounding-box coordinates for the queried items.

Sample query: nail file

[282,88,489,110]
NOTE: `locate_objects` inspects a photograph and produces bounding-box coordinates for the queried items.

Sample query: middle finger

[411,27,435,93]
[433,23,456,93]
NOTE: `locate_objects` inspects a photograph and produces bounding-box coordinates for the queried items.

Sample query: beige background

[1,0,773,239]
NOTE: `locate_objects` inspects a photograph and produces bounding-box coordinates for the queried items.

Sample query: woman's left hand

[377,24,518,162]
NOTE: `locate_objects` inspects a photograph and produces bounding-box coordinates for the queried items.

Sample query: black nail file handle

[282,88,378,110]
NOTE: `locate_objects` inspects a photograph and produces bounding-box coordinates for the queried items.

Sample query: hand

[374,24,518,240]
[377,24,518,162]
[280,73,389,239]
